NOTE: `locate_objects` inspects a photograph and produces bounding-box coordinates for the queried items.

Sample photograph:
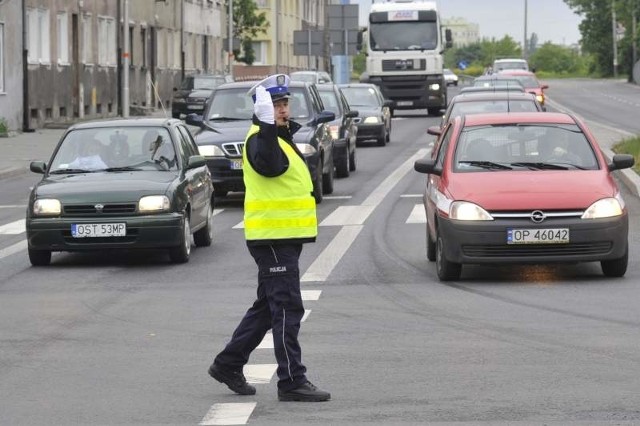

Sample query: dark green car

[26,118,214,266]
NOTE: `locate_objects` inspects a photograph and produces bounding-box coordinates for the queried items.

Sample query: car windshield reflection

[48,127,179,173]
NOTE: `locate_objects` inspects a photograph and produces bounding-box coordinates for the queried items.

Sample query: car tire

[322,164,334,194]
[386,123,391,143]
[349,148,357,172]
[436,232,461,281]
[335,153,349,178]
[427,107,442,117]
[313,162,323,204]
[426,227,436,262]
[169,213,192,263]
[28,248,51,266]
[193,201,214,247]
[601,243,628,277]
[377,129,387,146]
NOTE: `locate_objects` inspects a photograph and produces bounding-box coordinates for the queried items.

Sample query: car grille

[63,203,137,216]
[222,142,244,157]
[462,242,612,258]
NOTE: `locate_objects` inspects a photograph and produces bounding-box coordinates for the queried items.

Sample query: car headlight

[139,195,170,213]
[329,125,340,140]
[173,98,185,103]
[295,143,317,155]
[363,116,381,124]
[536,94,545,103]
[449,201,493,221]
[198,145,225,157]
[33,199,61,216]
[582,197,623,219]
[429,83,441,91]
[189,97,207,103]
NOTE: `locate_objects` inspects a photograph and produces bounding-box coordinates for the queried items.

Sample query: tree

[528,42,588,74]
[225,0,269,66]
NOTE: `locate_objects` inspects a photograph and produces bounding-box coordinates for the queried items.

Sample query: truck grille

[382,59,426,71]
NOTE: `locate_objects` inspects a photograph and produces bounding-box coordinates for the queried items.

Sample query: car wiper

[49,168,96,174]
[208,116,247,121]
[510,162,570,170]
[102,166,143,172]
[459,161,513,170]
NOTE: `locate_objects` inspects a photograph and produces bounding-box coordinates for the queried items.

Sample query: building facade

[0,0,24,133]
[442,17,480,48]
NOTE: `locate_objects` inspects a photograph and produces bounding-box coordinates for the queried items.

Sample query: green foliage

[528,42,589,75]
[352,50,366,79]
[0,117,7,137]
[225,0,269,65]
[612,137,640,174]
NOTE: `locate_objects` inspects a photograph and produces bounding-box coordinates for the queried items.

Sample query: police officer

[208,74,330,402]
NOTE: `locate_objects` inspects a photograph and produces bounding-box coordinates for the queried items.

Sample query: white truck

[359,0,452,116]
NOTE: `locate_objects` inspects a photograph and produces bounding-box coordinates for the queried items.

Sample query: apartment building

[0,0,24,133]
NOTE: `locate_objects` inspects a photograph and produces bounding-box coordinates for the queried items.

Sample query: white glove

[254,85,275,124]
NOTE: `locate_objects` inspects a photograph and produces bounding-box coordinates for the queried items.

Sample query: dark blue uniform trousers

[214,243,307,391]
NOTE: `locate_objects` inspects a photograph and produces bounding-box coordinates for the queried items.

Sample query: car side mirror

[187,155,206,169]
[30,161,47,174]
[414,158,442,176]
[346,110,359,118]
[185,113,204,127]
[445,28,453,49]
[316,110,336,125]
[541,84,549,90]
[173,87,178,91]
[427,126,442,136]
[608,154,635,171]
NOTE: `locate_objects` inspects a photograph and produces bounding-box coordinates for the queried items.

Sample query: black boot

[278,381,330,402]
[208,363,256,396]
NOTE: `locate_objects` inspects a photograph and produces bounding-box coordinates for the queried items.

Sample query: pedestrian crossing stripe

[199,402,256,426]
[256,310,311,350]
[0,219,25,235]
[244,364,277,384]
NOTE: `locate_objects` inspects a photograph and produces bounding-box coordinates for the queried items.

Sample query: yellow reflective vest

[242,124,317,241]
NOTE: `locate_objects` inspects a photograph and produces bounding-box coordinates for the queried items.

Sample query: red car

[498,69,549,109]
[414,112,635,281]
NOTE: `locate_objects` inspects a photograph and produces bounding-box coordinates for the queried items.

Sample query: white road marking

[301,225,363,282]
[301,290,321,300]
[257,331,273,349]
[302,148,429,283]
[0,205,27,209]
[0,219,25,235]
[0,240,28,261]
[406,204,426,224]
[400,194,422,198]
[213,209,224,216]
[199,402,257,426]
[244,364,277,384]
[322,195,352,200]
[301,309,311,322]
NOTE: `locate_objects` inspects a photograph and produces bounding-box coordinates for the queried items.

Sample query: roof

[497,70,537,77]
[453,92,538,102]
[69,117,181,130]
[461,112,576,127]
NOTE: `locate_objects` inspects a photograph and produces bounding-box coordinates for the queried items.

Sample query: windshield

[454,124,598,172]
[509,75,539,89]
[494,61,528,71]
[318,90,341,116]
[181,76,226,90]
[341,87,381,107]
[369,21,437,50]
[288,88,311,120]
[290,73,317,83]
[450,100,539,117]
[49,127,178,173]
[208,88,254,120]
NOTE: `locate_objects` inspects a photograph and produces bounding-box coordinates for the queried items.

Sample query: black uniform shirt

[245,115,303,177]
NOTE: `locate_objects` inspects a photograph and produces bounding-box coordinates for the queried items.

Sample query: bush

[0,118,7,137]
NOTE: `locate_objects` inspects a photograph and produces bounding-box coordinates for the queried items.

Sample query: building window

[140,27,147,68]
[57,12,69,64]
[128,25,134,66]
[0,23,4,92]
[27,8,51,63]
[251,41,266,65]
[82,14,92,64]
[98,16,116,66]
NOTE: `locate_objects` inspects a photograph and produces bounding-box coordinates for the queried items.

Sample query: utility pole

[228,0,234,78]
[123,0,130,117]
[181,0,185,80]
[612,0,618,77]
[523,0,528,59]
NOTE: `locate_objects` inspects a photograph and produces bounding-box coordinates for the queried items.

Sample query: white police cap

[247,74,291,102]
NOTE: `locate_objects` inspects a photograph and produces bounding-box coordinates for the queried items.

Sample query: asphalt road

[1,80,639,425]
